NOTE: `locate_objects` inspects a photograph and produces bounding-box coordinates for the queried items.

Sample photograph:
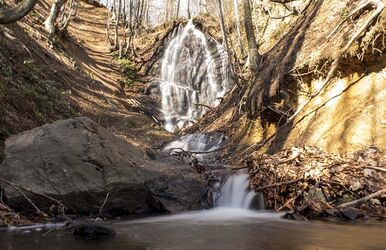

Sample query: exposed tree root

[236,1,384,160]
[287,0,384,123]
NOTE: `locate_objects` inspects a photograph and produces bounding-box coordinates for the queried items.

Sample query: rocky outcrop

[0,117,206,216]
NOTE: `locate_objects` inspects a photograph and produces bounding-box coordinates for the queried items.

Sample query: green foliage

[118,58,137,88]
[340,7,351,19]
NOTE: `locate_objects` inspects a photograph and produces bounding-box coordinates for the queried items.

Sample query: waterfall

[216,173,258,209]
[159,20,231,132]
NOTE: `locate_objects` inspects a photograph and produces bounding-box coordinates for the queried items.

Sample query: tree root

[287,0,385,123]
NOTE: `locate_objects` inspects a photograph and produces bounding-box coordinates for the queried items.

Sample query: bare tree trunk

[217,0,230,54]
[187,0,191,19]
[106,8,111,43]
[45,0,67,37]
[176,0,180,19]
[233,0,245,56]
[114,0,121,49]
[242,0,260,71]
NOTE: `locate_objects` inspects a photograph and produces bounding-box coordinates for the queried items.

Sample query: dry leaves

[247,146,386,221]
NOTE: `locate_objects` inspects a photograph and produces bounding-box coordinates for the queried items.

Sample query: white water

[160,20,231,132]
[216,173,257,209]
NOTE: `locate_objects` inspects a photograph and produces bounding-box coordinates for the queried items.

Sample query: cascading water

[159,20,232,132]
[216,173,259,209]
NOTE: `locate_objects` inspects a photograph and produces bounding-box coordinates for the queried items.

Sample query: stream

[1,173,386,249]
[1,213,386,250]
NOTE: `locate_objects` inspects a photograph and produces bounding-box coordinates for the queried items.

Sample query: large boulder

[0,117,206,216]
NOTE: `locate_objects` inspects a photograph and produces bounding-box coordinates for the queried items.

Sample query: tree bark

[176,0,180,19]
[233,0,245,56]
[0,0,38,24]
[187,0,191,19]
[45,0,67,37]
[242,0,260,71]
[114,0,121,49]
[217,0,230,54]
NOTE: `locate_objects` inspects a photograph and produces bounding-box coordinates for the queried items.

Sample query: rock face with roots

[0,117,206,216]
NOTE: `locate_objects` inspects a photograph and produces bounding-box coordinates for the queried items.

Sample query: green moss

[117,58,137,88]
[340,7,350,20]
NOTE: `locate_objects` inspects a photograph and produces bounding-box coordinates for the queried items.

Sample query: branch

[254,177,304,192]
[0,177,61,205]
[336,188,386,208]
[194,103,213,109]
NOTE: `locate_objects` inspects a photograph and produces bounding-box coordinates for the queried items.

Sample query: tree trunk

[114,0,121,49]
[45,0,67,37]
[217,0,230,54]
[176,0,180,19]
[242,0,260,71]
[233,0,245,56]
[187,0,191,19]
[0,0,38,24]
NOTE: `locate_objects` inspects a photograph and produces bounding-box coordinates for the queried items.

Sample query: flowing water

[216,173,257,209]
[159,20,232,132]
[2,213,386,250]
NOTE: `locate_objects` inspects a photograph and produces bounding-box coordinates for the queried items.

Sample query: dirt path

[67,1,122,94]
[61,2,172,147]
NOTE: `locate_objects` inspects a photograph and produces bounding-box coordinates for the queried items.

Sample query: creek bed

[1,209,385,250]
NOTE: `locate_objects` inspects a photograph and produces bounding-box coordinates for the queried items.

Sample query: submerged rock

[0,117,206,216]
[73,224,116,240]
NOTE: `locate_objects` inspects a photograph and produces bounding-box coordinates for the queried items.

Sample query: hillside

[0,0,173,162]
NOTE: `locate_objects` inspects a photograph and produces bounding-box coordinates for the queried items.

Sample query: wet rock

[0,117,206,216]
[73,224,116,240]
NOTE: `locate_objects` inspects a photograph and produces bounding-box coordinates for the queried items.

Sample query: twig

[0,177,61,205]
[1,179,41,213]
[167,144,231,155]
[98,192,110,216]
[364,166,386,173]
[194,103,213,109]
[42,227,56,237]
[336,188,386,208]
[254,177,304,192]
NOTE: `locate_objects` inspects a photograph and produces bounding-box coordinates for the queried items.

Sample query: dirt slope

[0,0,171,160]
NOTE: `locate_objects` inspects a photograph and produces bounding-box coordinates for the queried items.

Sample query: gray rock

[0,117,206,215]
